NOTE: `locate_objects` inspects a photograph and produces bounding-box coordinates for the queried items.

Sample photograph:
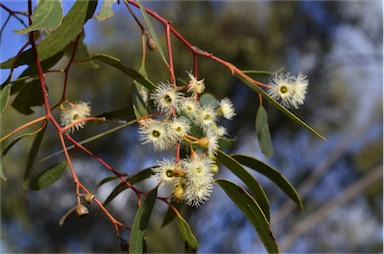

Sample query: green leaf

[11,79,44,115]
[129,186,157,253]
[231,154,303,209]
[30,161,67,190]
[133,67,150,119]
[256,105,274,158]
[218,137,236,151]
[216,179,279,254]
[95,0,116,21]
[94,175,119,191]
[177,214,198,252]
[199,93,218,107]
[242,67,284,78]
[1,0,97,69]
[235,73,326,141]
[161,201,183,228]
[0,84,10,113]
[38,119,138,164]
[92,54,156,90]
[1,127,42,157]
[0,160,6,181]
[103,167,154,207]
[96,105,135,120]
[136,0,169,66]
[14,0,63,34]
[217,150,270,221]
[133,90,149,119]
[23,127,46,191]
[16,51,64,83]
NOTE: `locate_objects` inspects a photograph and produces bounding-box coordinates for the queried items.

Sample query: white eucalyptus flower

[218,98,236,120]
[152,158,181,186]
[187,71,205,95]
[139,120,177,150]
[181,99,200,119]
[60,101,91,133]
[268,73,308,109]
[168,117,191,139]
[150,82,183,113]
[182,156,214,207]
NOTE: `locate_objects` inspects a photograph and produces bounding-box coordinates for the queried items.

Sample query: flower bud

[210,164,219,174]
[197,137,209,148]
[76,204,89,218]
[173,184,185,202]
[84,193,95,204]
[172,167,186,177]
[147,37,157,51]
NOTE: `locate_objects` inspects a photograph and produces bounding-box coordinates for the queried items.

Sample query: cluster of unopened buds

[139,71,236,207]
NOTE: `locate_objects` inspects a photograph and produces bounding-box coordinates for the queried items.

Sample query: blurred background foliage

[1,1,382,253]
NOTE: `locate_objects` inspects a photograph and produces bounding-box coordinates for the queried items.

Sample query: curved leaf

[38,119,138,164]
[217,150,270,221]
[235,73,326,141]
[231,154,303,209]
[129,187,157,253]
[200,93,219,107]
[0,161,6,181]
[96,105,135,120]
[11,79,44,115]
[30,161,67,190]
[256,105,274,158]
[95,0,116,21]
[1,0,97,69]
[103,167,154,207]
[161,201,183,228]
[177,214,198,252]
[23,127,46,191]
[0,84,10,113]
[136,0,168,66]
[14,0,63,34]
[216,179,279,254]
[92,54,156,90]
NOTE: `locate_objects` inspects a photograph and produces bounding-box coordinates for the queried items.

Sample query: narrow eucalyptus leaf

[14,0,63,34]
[103,168,154,207]
[0,84,10,113]
[129,187,157,253]
[23,127,46,191]
[136,0,168,65]
[217,150,270,221]
[96,105,135,120]
[216,179,279,253]
[177,215,198,252]
[92,54,156,90]
[256,106,274,158]
[0,160,6,181]
[231,154,303,209]
[30,162,67,190]
[161,201,183,228]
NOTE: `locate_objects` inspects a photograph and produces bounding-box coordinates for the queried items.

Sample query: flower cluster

[138,71,236,207]
[268,73,308,109]
[60,101,91,133]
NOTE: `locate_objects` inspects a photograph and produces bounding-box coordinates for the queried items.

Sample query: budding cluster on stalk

[138,71,236,207]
